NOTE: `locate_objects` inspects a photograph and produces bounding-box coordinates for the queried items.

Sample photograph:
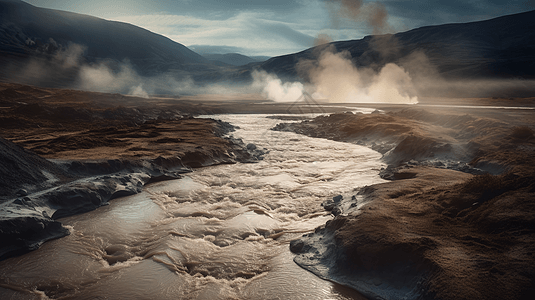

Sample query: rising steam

[14,42,257,98]
[251,0,417,104]
[252,70,304,102]
[325,0,392,34]
[12,33,535,102]
[254,42,418,104]
[304,45,418,104]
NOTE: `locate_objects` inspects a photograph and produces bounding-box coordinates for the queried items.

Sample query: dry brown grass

[511,126,534,139]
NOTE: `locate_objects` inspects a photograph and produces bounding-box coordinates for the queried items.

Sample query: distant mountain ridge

[257,9,535,81]
[0,0,232,88]
[203,53,269,66]
[0,0,205,64]
[1,0,534,94]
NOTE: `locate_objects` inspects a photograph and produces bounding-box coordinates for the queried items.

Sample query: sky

[22,0,535,57]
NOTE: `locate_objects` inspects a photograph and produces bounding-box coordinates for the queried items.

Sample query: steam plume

[13,42,259,98]
[297,44,418,103]
[326,0,392,34]
[252,70,304,102]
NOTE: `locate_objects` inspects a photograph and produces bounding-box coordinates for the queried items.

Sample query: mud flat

[280,105,535,299]
[0,83,264,260]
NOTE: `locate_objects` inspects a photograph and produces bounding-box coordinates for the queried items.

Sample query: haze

[22,0,535,57]
[1,2,535,300]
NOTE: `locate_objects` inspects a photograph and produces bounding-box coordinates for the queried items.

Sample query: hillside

[257,10,535,82]
[203,53,268,66]
[0,0,232,88]
[2,0,534,97]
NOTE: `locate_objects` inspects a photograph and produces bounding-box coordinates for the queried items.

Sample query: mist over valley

[1,1,535,299]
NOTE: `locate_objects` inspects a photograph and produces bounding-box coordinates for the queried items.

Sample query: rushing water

[0,112,386,300]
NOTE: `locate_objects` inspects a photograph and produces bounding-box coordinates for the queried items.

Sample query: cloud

[23,0,535,59]
[111,12,317,56]
[23,0,308,19]
[250,19,315,47]
[383,0,535,28]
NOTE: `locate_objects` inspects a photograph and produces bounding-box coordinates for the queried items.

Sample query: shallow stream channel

[0,110,387,300]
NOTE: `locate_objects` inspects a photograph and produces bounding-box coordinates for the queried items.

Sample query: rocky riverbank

[273,108,521,174]
[282,107,535,299]
[0,84,265,260]
[1,130,264,260]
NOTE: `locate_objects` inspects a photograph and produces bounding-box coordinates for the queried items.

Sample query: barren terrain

[1,82,535,299]
[0,82,267,259]
[283,103,535,299]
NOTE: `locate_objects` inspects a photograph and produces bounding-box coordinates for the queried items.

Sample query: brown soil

[2,82,535,298]
[0,82,259,163]
[0,82,268,259]
[6,118,234,160]
[0,82,272,201]
[335,165,535,299]
[0,81,360,162]
[283,105,535,299]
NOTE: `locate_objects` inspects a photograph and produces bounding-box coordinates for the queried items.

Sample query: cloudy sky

[22,0,535,57]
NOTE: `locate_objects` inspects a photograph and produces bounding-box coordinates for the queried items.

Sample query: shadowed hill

[0,0,205,65]
[0,137,67,200]
[256,10,535,81]
[0,0,232,87]
[203,53,269,66]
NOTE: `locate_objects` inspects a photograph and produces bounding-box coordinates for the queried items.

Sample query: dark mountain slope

[0,136,67,200]
[258,10,535,81]
[0,0,230,87]
[203,53,268,66]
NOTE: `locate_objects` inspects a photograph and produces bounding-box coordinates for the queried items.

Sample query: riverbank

[282,106,535,299]
[2,81,535,299]
[0,111,386,300]
[0,84,265,260]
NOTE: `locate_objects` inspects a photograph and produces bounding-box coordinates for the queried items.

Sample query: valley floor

[1,82,535,299]
[282,103,535,300]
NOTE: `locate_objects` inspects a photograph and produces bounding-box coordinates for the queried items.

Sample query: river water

[0,111,386,300]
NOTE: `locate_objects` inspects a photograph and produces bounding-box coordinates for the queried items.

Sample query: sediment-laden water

[0,111,386,300]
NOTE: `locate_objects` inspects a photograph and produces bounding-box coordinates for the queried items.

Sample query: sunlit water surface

[0,112,386,300]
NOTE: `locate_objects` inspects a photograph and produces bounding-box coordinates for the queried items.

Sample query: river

[0,111,386,300]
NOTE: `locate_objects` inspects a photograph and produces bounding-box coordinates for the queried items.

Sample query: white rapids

[0,111,386,300]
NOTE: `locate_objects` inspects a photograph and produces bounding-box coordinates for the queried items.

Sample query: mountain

[0,0,233,88]
[250,56,271,62]
[203,53,269,66]
[2,0,534,94]
[257,10,535,81]
[0,0,205,65]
